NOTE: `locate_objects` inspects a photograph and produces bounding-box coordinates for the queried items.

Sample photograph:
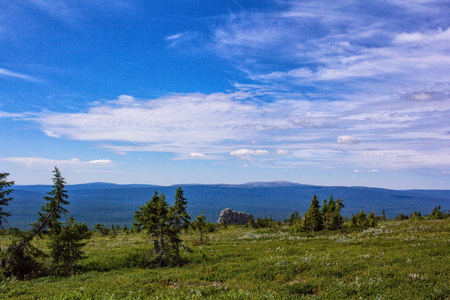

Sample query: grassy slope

[0,219,449,299]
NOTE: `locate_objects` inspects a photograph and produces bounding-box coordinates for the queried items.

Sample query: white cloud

[230,149,270,157]
[86,159,114,165]
[190,153,206,158]
[0,68,39,82]
[165,31,200,48]
[337,135,359,145]
[166,33,183,40]
[354,169,379,173]
[394,27,450,44]
[210,0,450,97]
[275,150,290,156]
[1,157,114,169]
[35,93,301,154]
[0,111,24,118]
[6,85,444,172]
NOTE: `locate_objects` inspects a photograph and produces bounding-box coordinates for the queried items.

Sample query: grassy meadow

[0,218,449,299]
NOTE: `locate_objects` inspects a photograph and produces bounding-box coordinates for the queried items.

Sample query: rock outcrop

[217,208,253,225]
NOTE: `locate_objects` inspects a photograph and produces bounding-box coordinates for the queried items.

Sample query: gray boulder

[217,208,253,225]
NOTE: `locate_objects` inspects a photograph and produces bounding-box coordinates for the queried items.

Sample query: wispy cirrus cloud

[209,0,450,97]
[24,0,133,24]
[0,111,24,118]
[0,68,40,82]
[1,157,114,169]
[165,31,201,48]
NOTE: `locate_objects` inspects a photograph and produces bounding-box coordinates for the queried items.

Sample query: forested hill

[8,181,450,229]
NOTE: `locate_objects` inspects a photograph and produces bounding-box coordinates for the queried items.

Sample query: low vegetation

[0,169,449,299]
[0,217,448,299]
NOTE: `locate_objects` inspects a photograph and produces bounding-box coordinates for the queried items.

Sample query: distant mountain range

[7,181,450,229]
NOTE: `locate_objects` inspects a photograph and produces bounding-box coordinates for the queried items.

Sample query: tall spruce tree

[335,197,345,229]
[35,167,69,234]
[134,191,172,266]
[302,194,323,232]
[322,197,330,229]
[168,187,190,260]
[0,172,14,230]
[322,195,343,230]
[3,167,70,278]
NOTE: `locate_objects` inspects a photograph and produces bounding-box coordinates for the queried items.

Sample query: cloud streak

[337,135,359,145]
[1,157,114,169]
[0,68,39,82]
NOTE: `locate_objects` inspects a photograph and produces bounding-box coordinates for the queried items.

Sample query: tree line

[247,194,448,231]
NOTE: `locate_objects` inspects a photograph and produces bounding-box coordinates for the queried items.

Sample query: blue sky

[1,0,449,189]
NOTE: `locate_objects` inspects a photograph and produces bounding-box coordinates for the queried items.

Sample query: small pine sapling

[192,211,207,243]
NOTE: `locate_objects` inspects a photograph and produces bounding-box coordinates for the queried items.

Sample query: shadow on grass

[82,248,190,273]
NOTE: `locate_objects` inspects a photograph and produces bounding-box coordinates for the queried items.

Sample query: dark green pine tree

[351,210,368,228]
[303,194,323,232]
[335,197,345,229]
[35,167,69,234]
[322,197,330,229]
[38,167,74,271]
[325,195,340,230]
[192,211,207,243]
[3,167,69,278]
[0,172,14,230]
[49,216,91,275]
[168,187,191,260]
[286,211,300,226]
[134,191,172,266]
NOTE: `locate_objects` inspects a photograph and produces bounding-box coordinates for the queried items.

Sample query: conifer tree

[192,211,207,243]
[302,194,323,232]
[287,211,300,226]
[34,167,69,234]
[351,210,367,228]
[327,195,343,230]
[323,195,337,229]
[49,216,91,275]
[0,172,14,230]
[430,206,446,219]
[410,211,422,219]
[367,212,377,227]
[168,187,191,260]
[3,167,72,278]
[134,191,173,266]
[335,197,345,229]
[321,197,329,228]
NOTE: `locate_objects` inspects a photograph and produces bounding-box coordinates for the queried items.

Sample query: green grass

[0,219,449,299]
